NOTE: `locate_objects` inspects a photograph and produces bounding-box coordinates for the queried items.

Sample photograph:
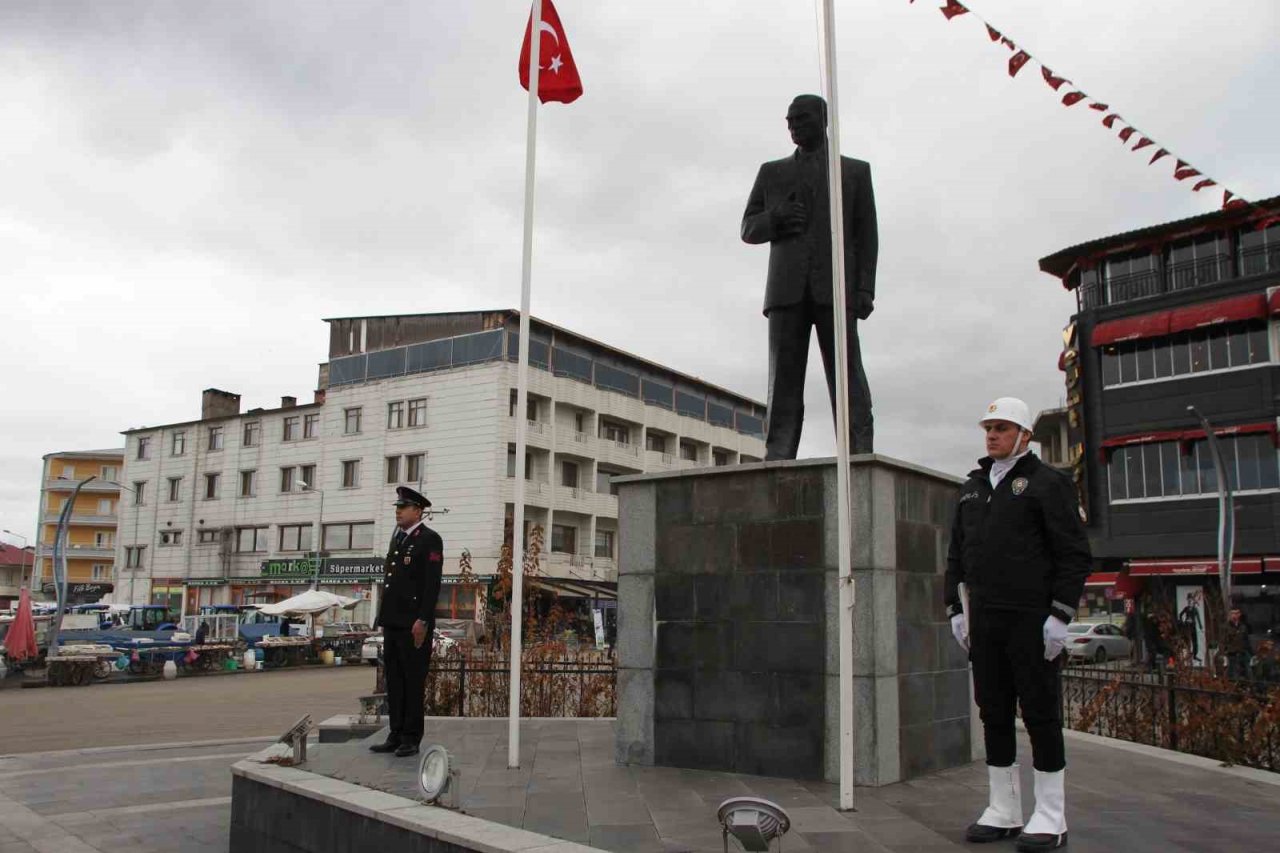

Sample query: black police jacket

[374,523,444,631]
[944,452,1091,624]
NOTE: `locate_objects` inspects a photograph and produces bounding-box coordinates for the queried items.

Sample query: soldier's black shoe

[1015,831,1067,851]
[965,823,1022,843]
[368,740,398,754]
[394,743,420,758]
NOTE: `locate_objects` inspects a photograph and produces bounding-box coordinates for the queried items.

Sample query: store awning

[1268,288,1280,316]
[1168,293,1267,334]
[1084,572,1119,587]
[1097,429,1186,461]
[1090,310,1171,347]
[1181,421,1279,448]
[531,578,617,600]
[1266,557,1280,573]
[1128,557,1264,576]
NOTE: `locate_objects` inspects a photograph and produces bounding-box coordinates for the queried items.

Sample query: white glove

[1043,615,1069,661]
[950,613,969,651]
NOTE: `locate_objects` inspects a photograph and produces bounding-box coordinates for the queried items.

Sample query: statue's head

[787,95,827,151]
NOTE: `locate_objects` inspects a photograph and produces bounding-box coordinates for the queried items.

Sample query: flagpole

[508,0,542,770]
[817,0,856,811]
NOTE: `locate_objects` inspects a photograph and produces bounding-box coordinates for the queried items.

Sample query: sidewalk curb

[0,735,281,761]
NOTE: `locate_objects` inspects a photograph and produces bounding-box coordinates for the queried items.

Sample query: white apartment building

[116,310,766,622]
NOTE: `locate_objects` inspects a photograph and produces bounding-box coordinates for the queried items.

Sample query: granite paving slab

[297,717,1280,853]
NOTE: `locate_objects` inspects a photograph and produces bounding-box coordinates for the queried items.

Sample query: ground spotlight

[717,796,791,852]
[417,744,460,808]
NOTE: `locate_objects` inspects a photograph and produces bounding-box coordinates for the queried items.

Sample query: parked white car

[1065,622,1132,663]
[360,629,456,665]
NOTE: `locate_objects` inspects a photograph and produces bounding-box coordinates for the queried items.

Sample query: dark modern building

[1039,197,1280,650]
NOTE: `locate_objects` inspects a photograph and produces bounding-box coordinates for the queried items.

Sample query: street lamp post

[109,481,143,605]
[1187,406,1236,627]
[49,476,97,653]
[2,530,31,592]
[298,482,325,590]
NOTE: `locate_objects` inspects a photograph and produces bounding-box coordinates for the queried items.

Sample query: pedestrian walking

[1222,608,1251,680]
[368,486,444,758]
[945,397,1092,850]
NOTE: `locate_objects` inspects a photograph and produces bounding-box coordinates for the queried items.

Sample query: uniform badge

[1011,477,1029,496]
[403,556,411,565]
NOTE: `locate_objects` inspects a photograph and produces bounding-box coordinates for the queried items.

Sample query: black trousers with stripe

[383,626,431,746]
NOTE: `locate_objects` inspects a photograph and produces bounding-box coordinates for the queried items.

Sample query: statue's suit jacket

[741,152,878,316]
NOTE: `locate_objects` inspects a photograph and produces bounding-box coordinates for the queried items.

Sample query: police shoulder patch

[1011,477,1029,496]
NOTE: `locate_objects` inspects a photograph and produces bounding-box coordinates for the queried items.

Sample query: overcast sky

[2,0,1277,544]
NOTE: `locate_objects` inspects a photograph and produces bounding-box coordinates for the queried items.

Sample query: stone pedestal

[613,455,971,786]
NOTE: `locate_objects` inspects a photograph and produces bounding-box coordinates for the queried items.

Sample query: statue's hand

[854,292,874,320]
[774,198,808,236]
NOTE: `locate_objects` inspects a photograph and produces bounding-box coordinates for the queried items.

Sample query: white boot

[965,764,1023,843]
[1016,769,1067,850]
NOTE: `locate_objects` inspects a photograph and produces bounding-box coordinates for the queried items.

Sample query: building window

[95,531,113,548]
[92,564,110,581]
[101,465,118,481]
[243,421,260,447]
[406,453,425,484]
[208,426,224,451]
[387,401,404,429]
[159,530,183,547]
[645,432,667,453]
[561,460,579,488]
[322,522,375,551]
[408,398,428,427]
[551,524,576,554]
[239,470,257,498]
[280,466,296,493]
[713,449,731,467]
[679,440,698,461]
[595,530,615,560]
[341,460,360,488]
[600,419,630,445]
[167,477,182,502]
[171,431,186,456]
[506,445,532,479]
[197,530,219,545]
[575,412,585,433]
[97,498,114,515]
[1102,249,1158,304]
[125,546,146,568]
[279,524,313,552]
[132,481,147,506]
[344,407,362,435]
[508,389,517,417]
[204,472,221,500]
[283,416,300,441]
[1238,221,1280,277]
[235,526,269,553]
[300,464,316,489]
[1100,320,1269,388]
[304,413,320,439]
[1108,434,1280,503]
[385,456,401,484]
[137,437,151,460]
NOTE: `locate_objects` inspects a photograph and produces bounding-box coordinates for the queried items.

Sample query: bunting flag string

[915,1,1248,210]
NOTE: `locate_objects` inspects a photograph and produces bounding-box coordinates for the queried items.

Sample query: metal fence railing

[1061,667,1280,772]
[179,614,239,642]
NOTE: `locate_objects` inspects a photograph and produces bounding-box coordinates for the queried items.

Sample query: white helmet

[980,397,1033,432]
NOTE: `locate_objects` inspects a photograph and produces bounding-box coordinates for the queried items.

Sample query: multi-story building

[32,449,125,603]
[116,310,766,623]
[0,542,35,609]
[1039,196,1280,642]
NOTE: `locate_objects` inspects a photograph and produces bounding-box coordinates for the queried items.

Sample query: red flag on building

[1150,148,1169,165]
[1089,102,1109,111]
[940,1,969,20]
[1193,179,1216,192]
[1175,165,1201,181]
[1041,67,1068,90]
[1008,50,1030,77]
[1133,136,1154,151]
[1062,91,1086,107]
[1102,113,1121,129]
[1118,127,1135,143]
[519,0,583,105]
[987,25,1001,41]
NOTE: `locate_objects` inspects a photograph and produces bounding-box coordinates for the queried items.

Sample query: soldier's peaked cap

[393,486,431,509]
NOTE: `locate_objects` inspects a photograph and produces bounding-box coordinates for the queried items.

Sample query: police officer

[944,398,1091,851]
[369,486,444,758]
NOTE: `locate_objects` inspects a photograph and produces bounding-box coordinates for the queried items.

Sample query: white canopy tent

[257,590,358,616]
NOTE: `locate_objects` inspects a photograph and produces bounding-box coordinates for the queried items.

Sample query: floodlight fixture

[717,797,791,852]
[418,744,461,808]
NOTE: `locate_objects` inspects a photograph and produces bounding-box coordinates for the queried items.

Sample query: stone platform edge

[230,745,606,853]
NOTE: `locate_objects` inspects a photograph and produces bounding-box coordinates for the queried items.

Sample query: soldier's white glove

[950,613,968,651]
[1043,615,1069,661]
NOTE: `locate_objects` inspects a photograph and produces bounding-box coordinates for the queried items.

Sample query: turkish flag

[1175,166,1201,181]
[1061,92,1086,107]
[1007,51,1030,77]
[1150,148,1169,165]
[987,25,1001,42]
[1193,179,1216,192]
[940,1,969,21]
[1041,67,1068,90]
[519,0,583,105]
[1118,127,1135,143]
[1132,136,1154,151]
[1101,113,1121,129]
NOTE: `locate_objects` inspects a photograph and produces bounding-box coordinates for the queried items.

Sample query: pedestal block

[613,455,970,786]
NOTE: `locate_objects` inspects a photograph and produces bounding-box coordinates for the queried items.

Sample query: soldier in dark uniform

[369,486,444,758]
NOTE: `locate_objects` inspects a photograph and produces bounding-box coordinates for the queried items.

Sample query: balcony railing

[1167,254,1229,292]
[1240,243,1280,277]
[1082,249,1271,311]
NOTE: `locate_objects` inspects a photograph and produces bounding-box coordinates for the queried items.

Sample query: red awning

[1265,557,1280,573]
[1181,422,1279,448]
[1084,572,1119,587]
[1128,557,1264,576]
[1269,289,1280,316]
[1168,293,1267,334]
[1090,311,1171,347]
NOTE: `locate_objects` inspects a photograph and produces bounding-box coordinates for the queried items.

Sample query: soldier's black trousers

[970,607,1065,772]
[384,626,432,746]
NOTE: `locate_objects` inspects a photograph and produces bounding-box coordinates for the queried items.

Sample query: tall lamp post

[2,530,31,592]
[48,476,97,653]
[109,481,143,605]
[1187,406,1236,627]
[298,482,325,590]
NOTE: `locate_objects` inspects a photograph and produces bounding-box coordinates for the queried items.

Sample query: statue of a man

[741,94,878,459]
